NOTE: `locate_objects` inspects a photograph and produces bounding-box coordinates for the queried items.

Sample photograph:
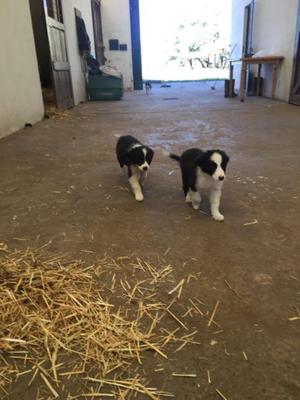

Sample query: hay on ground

[0,244,201,399]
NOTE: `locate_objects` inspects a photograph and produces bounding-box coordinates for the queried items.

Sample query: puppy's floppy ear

[195,150,218,176]
[146,147,154,164]
[221,151,230,169]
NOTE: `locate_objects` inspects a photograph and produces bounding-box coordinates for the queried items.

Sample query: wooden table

[239,56,284,102]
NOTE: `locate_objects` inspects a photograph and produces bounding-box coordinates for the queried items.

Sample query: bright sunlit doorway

[139,0,232,81]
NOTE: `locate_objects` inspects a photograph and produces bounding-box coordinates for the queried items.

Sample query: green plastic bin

[88,74,123,101]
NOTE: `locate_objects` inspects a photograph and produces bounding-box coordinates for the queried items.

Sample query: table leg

[256,64,262,96]
[272,62,278,99]
[229,63,234,97]
[240,61,247,102]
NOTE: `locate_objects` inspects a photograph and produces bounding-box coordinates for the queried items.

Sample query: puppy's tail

[162,149,180,162]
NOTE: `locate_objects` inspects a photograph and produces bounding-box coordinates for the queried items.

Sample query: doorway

[242,0,255,95]
[139,0,232,82]
[289,0,300,106]
[29,0,74,111]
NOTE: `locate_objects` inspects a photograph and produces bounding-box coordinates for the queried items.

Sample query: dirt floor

[1,82,300,399]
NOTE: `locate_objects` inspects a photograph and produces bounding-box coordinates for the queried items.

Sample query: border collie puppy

[145,81,152,94]
[164,148,229,221]
[116,135,154,202]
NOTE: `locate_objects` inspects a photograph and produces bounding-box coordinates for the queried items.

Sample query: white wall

[62,0,96,105]
[231,0,299,101]
[0,0,44,139]
[101,0,134,90]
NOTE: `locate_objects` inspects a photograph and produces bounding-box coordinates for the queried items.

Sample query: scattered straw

[243,219,258,226]
[207,370,211,384]
[73,394,115,398]
[224,280,249,305]
[288,316,300,321]
[168,279,185,298]
[40,372,59,398]
[216,388,229,400]
[166,309,188,331]
[0,246,202,398]
[164,248,171,256]
[207,301,220,327]
[44,106,71,120]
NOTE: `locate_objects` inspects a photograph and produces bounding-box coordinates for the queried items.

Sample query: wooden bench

[228,56,284,101]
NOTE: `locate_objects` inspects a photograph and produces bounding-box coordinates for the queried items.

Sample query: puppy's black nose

[143,166,148,171]
[219,176,225,181]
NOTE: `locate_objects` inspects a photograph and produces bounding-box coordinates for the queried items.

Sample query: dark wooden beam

[129,0,143,90]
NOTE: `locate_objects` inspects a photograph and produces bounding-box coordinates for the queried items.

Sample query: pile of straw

[44,106,71,120]
[0,244,199,399]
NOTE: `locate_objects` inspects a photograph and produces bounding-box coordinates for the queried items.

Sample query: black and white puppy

[116,135,154,202]
[165,148,229,221]
[145,81,152,94]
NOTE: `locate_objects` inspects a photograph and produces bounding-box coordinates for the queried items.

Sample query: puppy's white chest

[196,168,212,189]
[196,168,220,190]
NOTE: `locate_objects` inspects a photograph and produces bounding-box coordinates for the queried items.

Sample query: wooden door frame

[91,0,105,65]
[130,0,143,90]
[242,0,255,57]
[43,0,74,110]
[289,0,300,105]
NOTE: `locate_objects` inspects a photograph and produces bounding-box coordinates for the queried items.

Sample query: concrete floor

[1,82,300,399]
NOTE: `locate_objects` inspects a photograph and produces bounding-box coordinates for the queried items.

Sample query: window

[47,0,63,23]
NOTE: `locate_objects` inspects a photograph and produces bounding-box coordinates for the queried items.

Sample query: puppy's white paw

[212,213,224,221]
[135,193,144,202]
[185,193,192,203]
[192,202,200,210]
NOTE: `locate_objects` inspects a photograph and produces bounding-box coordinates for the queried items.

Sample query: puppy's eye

[210,161,217,172]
